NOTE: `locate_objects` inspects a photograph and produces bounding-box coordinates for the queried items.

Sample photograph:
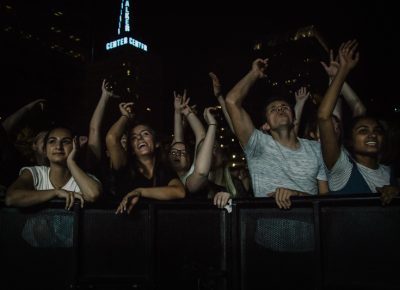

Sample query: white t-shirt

[20,166,100,193]
[244,129,327,197]
[328,149,391,193]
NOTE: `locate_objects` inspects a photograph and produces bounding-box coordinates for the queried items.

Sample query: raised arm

[180,96,206,149]
[209,72,235,133]
[87,79,120,167]
[321,49,366,119]
[67,137,102,202]
[225,59,268,146]
[2,99,46,134]
[293,86,310,136]
[172,90,186,143]
[318,40,360,169]
[185,107,218,193]
[105,102,133,170]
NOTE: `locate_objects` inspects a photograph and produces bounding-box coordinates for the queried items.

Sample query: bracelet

[121,114,130,119]
[185,112,193,118]
[209,123,217,126]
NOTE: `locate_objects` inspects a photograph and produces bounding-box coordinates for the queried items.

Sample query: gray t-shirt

[244,129,326,197]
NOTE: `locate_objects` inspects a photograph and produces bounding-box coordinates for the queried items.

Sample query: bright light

[105,37,148,52]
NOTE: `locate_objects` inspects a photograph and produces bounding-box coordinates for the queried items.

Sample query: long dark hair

[126,123,168,178]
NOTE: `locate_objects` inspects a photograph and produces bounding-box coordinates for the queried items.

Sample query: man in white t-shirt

[226,58,328,209]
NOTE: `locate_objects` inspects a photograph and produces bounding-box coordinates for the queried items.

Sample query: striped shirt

[327,149,390,193]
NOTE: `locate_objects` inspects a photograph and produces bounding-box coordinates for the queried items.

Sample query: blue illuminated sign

[108,0,148,52]
[106,37,148,52]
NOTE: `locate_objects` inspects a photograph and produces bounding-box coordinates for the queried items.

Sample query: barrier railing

[1,195,399,290]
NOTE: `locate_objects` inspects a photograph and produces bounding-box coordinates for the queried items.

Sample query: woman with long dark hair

[106,102,185,214]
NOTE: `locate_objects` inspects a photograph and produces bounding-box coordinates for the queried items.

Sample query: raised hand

[338,40,360,71]
[119,102,134,119]
[209,72,222,97]
[251,58,269,79]
[320,49,340,78]
[25,99,47,112]
[294,87,310,103]
[203,107,217,125]
[102,79,120,99]
[174,90,191,113]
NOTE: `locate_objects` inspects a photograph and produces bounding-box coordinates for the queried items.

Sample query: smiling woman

[317,40,399,203]
[106,102,185,214]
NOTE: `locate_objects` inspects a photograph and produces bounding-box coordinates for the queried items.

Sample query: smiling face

[351,117,384,157]
[129,124,156,157]
[45,128,73,165]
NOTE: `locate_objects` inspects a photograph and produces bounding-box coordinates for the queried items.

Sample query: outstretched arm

[321,49,366,119]
[105,102,133,170]
[2,99,46,134]
[180,96,206,149]
[318,40,360,169]
[186,107,218,193]
[87,79,120,167]
[172,90,186,144]
[209,72,235,133]
[226,59,268,147]
[293,87,310,136]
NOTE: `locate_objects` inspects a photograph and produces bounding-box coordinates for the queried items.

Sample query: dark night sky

[93,0,398,117]
[1,0,398,128]
[94,1,396,90]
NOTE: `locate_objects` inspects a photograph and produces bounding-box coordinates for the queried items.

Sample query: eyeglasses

[169,149,187,157]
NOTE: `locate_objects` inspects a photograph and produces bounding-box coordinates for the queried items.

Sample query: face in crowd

[45,128,73,165]
[350,117,384,157]
[129,124,157,157]
[168,142,190,172]
[264,100,294,131]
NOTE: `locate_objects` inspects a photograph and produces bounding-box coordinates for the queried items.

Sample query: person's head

[128,123,159,158]
[168,141,191,172]
[43,127,74,166]
[263,97,295,132]
[305,115,342,142]
[345,116,384,159]
[32,130,48,164]
[211,141,227,170]
[120,133,128,151]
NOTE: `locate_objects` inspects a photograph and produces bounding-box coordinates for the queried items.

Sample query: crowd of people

[1,40,399,213]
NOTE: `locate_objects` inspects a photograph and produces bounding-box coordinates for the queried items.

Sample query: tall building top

[118,0,131,35]
[105,0,147,52]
